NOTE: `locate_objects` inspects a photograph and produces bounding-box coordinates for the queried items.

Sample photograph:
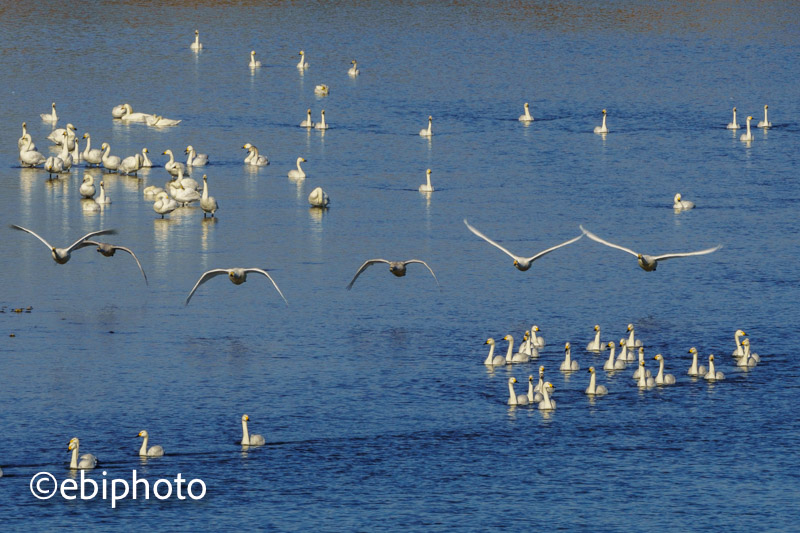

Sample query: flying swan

[185,268,289,306]
[346,259,440,290]
[10,225,115,264]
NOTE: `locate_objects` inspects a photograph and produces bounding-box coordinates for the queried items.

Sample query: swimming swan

[146,115,181,127]
[739,338,760,367]
[314,110,328,130]
[348,59,359,76]
[704,354,725,381]
[483,338,507,366]
[79,175,96,198]
[163,149,187,176]
[153,191,178,218]
[580,225,722,272]
[77,240,148,284]
[41,102,58,124]
[740,116,754,142]
[100,143,121,172]
[726,107,740,130]
[10,225,115,264]
[603,341,626,370]
[419,169,434,192]
[241,414,266,446]
[533,366,545,393]
[82,133,103,166]
[626,324,643,349]
[518,102,534,122]
[530,325,545,349]
[190,29,202,51]
[507,377,529,406]
[732,329,747,357]
[653,354,676,385]
[68,438,97,469]
[242,143,269,166]
[593,109,608,134]
[632,347,652,379]
[586,367,608,395]
[111,104,126,118]
[185,268,289,306]
[249,50,261,68]
[637,361,656,388]
[618,339,636,362]
[95,181,111,205]
[586,324,604,351]
[503,334,530,364]
[465,219,583,271]
[119,103,153,123]
[314,84,329,96]
[346,259,440,290]
[300,108,315,128]
[419,116,433,137]
[138,430,164,457]
[527,376,543,403]
[757,105,771,128]
[308,186,329,207]
[288,157,306,179]
[185,145,208,166]
[673,193,695,211]
[560,342,579,371]
[297,50,308,70]
[687,347,707,377]
[200,175,219,217]
[538,382,556,410]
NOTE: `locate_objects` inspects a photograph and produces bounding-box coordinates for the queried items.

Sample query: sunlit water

[1,2,799,530]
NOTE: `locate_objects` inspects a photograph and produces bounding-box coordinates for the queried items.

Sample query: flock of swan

[493,326,760,409]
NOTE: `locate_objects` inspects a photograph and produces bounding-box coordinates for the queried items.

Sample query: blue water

[1,2,799,530]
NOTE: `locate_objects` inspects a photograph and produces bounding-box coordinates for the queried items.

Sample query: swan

[518,332,531,356]
[538,382,556,410]
[185,145,208,166]
[297,50,308,70]
[242,143,269,166]
[315,110,329,130]
[732,329,747,357]
[300,109,315,128]
[168,166,200,192]
[653,354,677,385]
[559,342,579,371]
[518,102,534,122]
[70,136,82,163]
[185,268,289,306]
[47,123,76,146]
[314,84,329,96]
[506,377,529,406]
[138,430,164,457]
[419,169,434,192]
[626,324,643,349]
[419,116,433,137]
[41,102,58,124]
[603,341,626,370]
[19,136,45,167]
[79,175,96,198]
[68,438,97,469]
[95,181,111,204]
[740,116,754,142]
[673,193,695,211]
[704,354,725,381]
[586,367,608,395]
[637,361,656,388]
[200,175,218,217]
[757,105,771,128]
[18,122,36,151]
[580,225,722,272]
[100,143,121,172]
[44,156,64,177]
[530,325,545,349]
[143,185,164,198]
[687,347,707,377]
[190,29,202,51]
[464,219,584,271]
[504,334,530,364]
[346,259,440,290]
[82,133,103,166]
[483,338,507,366]
[153,191,178,218]
[586,324,604,351]
[146,115,181,127]
[111,104,126,118]
[726,107,740,130]
[11,224,117,265]
[740,338,760,365]
[533,366,545,393]
[618,339,636,362]
[593,109,608,134]
[527,376,543,403]
[76,240,148,284]
[632,347,652,379]
[241,414,266,446]
[348,59,359,76]
[119,153,144,175]
[163,149,187,176]
[288,157,306,179]
[308,186,329,207]
[249,50,261,68]
[55,132,73,171]
[141,148,153,167]
[173,183,202,206]
[120,103,153,123]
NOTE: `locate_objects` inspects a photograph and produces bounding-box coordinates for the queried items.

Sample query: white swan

[637,361,656,388]
[82,133,103,166]
[153,191,178,218]
[757,105,771,128]
[673,193,695,211]
[506,377,529,406]
[626,324,643,349]
[138,430,165,457]
[111,104,126,118]
[44,156,64,177]
[143,185,164,198]
[56,132,73,171]
[41,102,58,124]
[419,169,434,192]
[483,338,506,366]
[288,157,306,179]
[17,122,36,151]
[593,109,608,134]
[10,226,115,264]
[739,338,760,366]
[314,110,328,130]
[163,149,187,176]
[419,115,433,137]
[618,339,636,362]
[300,109,315,128]
[146,115,181,127]
[603,341,626,371]
[687,347,707,377]
[732,329,747,357]
[242,143,269,166]
[586,367,608,395]
[464,219,584,271]
[79,175,96,198]
[185,268,288,306]
[19,136,45,167]
[200,175,218,217]
[119,103,153,123]
[518,102,534,122]
[168,166,200,192]
[68,438,97,469]
[185,145,208,166]
[100,143,121,172]
[726,107,740,130]
[314,84,329,96]
[173,183,202,206]
[632,347,653,379]
[586,324,603,351]
[653,354,677,385]
[740,116,754,142]
[249,50,261,68]
[241,414,266,446]
[581,225,722,272]
[95,181,111,204]
[704,354,725,381]
[141,148,153,167]
[297,50,308,70]
[527,376,543,403]
[560,342,579,371]
[504,335,530,364]
[533,366,545,393]
[530,325,545,349]
[77,240,148,284]
[348,59,359,76]
[119,153,144,175]
[47,123,76,146]
[190,29,202,51]
[71,136,82,163]
[538,382,556,410]
[346,259,440,290]
[308,186,329,207]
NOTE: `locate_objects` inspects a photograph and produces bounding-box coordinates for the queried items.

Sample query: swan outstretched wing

[10,225,54,249]
[65,229,117,253]
[403,260,441,288]
[524,233,584,263]
[580,225,639,258]
[464,219,521,261]
[185,269,231,305]
[81,241,148,285]
[346,259,390,290]
[243,268,289,306]
[652,245,722,262]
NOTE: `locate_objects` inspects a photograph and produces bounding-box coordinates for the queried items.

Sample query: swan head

[321,110,325,115]
[242,414,250,422]
[509,377,517,384]
[602,109,606,114]
[250,50,256,56]
[733,106,737,111]
[52,102,56,109]
[607,341,614,349]
[352,59,356,64]
[545,382,554,391]
[620,339,626,346]
[195,29,199,35]
[428,115,432,121]
[627,324,633,331]
[99,181,105,188]
[564,342,571,350]
[764,105,768,110]
[588,367,596,374]
[528,375,534,382]
[524,102,529,108]
[426,169,431,176]
[485,338,495,345]
[654,354,663,361]
[298,157,306,163]
[68,438,79,450]
[747,116,753,121]
[203,174,208,181]
[594,325,600,331]
[736,329,747,337]
[539,366,544,375]
[143,148,149,154]
[742,338,750,346]
[638,347,645,354]
[533,325,539,332]
[186,145,194,153]
[299,50,305,56]
[101,143,108,149]
[675,193,682,202]
[688,347,697,354]
[138,430,149,438]
[709,354,715,362]
[503,334,512,342]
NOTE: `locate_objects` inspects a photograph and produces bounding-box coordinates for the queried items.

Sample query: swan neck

[589,372,596,392]
[70,445,79,468]
[139,436,148,455]
[505,339,514,362]
[657,359,665,380]
[242,420,250,445]
[483,344,495,365]
[507,381,516,404]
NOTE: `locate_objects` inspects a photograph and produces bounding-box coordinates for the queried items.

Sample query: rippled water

[1,2,799,530]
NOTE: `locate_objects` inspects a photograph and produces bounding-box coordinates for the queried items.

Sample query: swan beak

[513,260,518,265]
